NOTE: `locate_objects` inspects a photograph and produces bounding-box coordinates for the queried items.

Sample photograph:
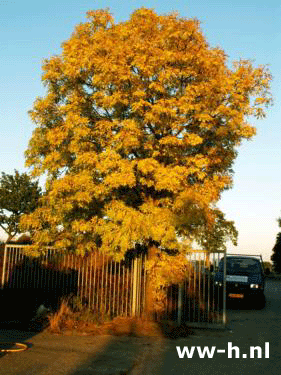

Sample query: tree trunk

[6,234,14,243]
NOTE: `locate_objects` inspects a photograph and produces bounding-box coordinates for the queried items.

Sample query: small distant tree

[271,219,281,273]
[0,170,41,242]
[263,261,272,275]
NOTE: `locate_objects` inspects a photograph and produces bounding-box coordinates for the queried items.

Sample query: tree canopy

[21,8,272,258]
[0,170,41,242]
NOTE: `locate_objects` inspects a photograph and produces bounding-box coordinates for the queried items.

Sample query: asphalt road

[0,278,281,375]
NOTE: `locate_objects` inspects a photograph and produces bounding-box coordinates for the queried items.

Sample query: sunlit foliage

[21,8,272,261]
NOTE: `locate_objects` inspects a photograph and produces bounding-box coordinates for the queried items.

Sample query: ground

[0,279,281,374]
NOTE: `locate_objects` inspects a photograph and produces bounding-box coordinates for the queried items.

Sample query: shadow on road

[68,335,164,375]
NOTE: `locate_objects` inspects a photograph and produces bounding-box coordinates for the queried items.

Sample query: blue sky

[0,0,280,260]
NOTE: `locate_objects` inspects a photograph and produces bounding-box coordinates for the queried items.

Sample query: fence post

[177,283,183,325]
[132,257,138,316]
[222,250,227,325]
[1,245,8,290]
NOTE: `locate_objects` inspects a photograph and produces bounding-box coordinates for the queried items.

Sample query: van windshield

[218,257,261,275]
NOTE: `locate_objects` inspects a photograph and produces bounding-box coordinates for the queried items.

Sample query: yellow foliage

[21,8,272,265]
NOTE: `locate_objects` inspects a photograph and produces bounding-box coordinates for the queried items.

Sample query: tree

[263,261,272,274]
[21,9,271,292]
[0,170,41,242]
[271,218,281,273]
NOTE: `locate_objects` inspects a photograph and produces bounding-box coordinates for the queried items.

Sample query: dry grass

[48,301,73,333]
[47,299,193,338]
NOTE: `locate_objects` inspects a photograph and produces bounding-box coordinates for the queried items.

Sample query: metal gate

[159,251,227,328]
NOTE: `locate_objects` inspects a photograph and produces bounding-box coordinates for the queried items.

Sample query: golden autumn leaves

[21,8,272,259]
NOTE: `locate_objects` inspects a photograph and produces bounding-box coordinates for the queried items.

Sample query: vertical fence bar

[212,253,215,322]
[32,251,37,290]
[49,249,54,301]
[188,254,192,323]
[121,261,124,316]
[73,255,78,299]
[136,257,140,316]
[7,246,12,288]
[54,253,60,303]
[10,247,15,288]
[108,258,113,316]
[104,257,109,315]
[125,261,129,316]
[215,252,219,323]
[100,253,105,316]
[39,251,44,292]
[142,253,147,317]
[130,258,134,316]
[66,253,71,300]
[14,247,19,287]
[193,254,196,322]
[117,260,120,316]
[1,245,8,289]
[131,257,138,316]
[80,256,85,303]
[94,252,98,311]
[203,253,207,322]
[6,247,12,288]
[18,248,23,289]
[87,254,92,308]
[61,251,66,298]
[207,254,211,322]
[15,248,20,289]
[42,251,47,298]
[222,250,227,325]
[177,283,183,325]
[199,254,202,323]
[11,247,16,288]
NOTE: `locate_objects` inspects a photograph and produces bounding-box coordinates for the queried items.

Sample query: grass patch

[46,297,193,338]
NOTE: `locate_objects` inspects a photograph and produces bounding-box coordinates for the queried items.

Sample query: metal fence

[158,251,226,327]
[1,245,226,327]
[1,245,147,319]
